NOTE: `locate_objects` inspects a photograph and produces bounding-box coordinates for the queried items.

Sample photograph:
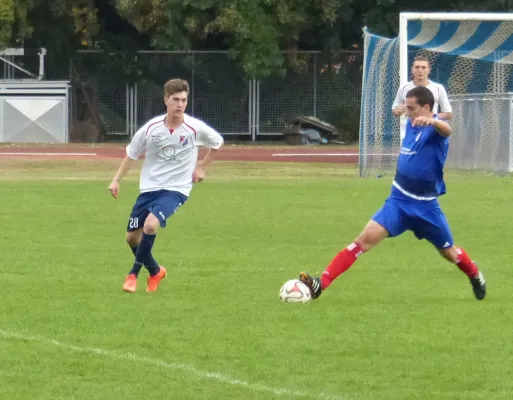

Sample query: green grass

[1,159,512,400]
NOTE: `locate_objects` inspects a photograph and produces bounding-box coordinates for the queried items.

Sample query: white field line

[0,329,346,400]
[0,152,97,156]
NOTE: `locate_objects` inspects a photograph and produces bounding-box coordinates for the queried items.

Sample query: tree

[0,0,100,50]
[115,0,354,78]
[0,0,14,48]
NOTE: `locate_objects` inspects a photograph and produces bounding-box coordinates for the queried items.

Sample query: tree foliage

[115,0,351,78]
[0,0,99,49]
[0,0,14,48]
[2,0,513,78]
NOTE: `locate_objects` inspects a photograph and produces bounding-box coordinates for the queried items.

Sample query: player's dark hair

[406,86,434,111]
[164,79,189,97]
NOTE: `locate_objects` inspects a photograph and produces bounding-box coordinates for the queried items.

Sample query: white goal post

[359,12,513,177]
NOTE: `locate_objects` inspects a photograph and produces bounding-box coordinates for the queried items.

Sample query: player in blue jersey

[298,86,486,301]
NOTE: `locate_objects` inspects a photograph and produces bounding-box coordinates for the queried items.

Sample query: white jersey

[393,80,452,140]
[392,80,452,114]
[126,113,224,197]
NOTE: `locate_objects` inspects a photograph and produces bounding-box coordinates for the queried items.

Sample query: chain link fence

[69,50,362,142]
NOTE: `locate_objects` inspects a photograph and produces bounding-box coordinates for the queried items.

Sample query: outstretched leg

[300,220,390,299]
[410,200,486,301]
[438,246,486,300]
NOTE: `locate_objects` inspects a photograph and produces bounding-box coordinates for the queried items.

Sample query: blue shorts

[372,197,454,249]
[126,190,187,232]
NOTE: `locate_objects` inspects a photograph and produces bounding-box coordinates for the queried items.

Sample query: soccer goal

[359,12,513,177]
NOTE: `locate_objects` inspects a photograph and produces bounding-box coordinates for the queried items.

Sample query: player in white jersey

[108,78,224,293]
[392,56,452,140]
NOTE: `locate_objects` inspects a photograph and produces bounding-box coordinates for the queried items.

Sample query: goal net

[359,13,513,177]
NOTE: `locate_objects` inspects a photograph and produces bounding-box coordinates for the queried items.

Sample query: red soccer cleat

[146,266,167,292]
[123,274,137,293]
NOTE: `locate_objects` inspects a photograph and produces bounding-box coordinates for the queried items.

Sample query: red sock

[320,242,364,289]
[455,247,478,278]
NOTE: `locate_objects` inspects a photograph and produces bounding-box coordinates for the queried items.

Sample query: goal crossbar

[400,12,513,22]
[399,12,513,88]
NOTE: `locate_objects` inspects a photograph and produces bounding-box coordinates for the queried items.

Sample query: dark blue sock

[128,246,144,276]
[133,233,160,276]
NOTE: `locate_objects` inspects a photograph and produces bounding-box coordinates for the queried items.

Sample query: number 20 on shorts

[129,217,139,229]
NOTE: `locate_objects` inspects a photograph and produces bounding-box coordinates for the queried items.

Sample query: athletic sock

[455,247,478,278]
[320,242,364,289]
[133,233,160,276]
[128,246,143,276]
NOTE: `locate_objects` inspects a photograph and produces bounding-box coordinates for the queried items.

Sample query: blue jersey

[373,117,454,249]
[392,117,449,201]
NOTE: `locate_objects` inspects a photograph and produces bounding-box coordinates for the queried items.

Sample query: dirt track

[0,144,359,164]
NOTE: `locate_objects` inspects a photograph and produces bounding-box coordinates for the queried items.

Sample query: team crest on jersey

[179,135,189,146]
[159,145,177,162]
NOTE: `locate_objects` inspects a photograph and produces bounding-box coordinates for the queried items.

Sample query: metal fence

[69,50,362,141]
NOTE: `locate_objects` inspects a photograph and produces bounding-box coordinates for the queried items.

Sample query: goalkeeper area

[360,12,513,177]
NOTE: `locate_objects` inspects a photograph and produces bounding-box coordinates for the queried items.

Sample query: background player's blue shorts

[372,197,454,249]
[126,189,187,232]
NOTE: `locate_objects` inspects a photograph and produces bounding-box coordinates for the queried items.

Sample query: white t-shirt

[392,80,452,114]
[392,80,452,140]
[126,113,224,196]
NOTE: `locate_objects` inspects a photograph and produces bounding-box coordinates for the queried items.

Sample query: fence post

[249,79,256,141]
[126,83,130,137]
[313,53,317,117]
[256,79,260,139]
[191,52,195,116]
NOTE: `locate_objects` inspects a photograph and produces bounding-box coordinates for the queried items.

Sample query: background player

[392,56,452,140]
[299,86,486,301]
[108,78,224,293]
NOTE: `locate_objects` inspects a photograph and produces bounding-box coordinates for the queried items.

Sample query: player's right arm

[108,157,137,199]
[108,124,147,199]
[392,86,405,116]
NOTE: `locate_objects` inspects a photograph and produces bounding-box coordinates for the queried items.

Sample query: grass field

[1,157,512,400]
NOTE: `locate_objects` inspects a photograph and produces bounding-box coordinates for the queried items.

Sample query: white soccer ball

[279,279,312,303]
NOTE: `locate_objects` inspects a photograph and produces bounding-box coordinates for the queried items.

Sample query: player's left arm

[199,148,221,169]
[437,85,453,121]
[431,118,451,137]
[196,122,224,165]
[193,122,224,182]
[412,116,452,137]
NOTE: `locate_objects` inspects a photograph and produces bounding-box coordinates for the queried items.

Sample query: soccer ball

[279,279,312,303]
